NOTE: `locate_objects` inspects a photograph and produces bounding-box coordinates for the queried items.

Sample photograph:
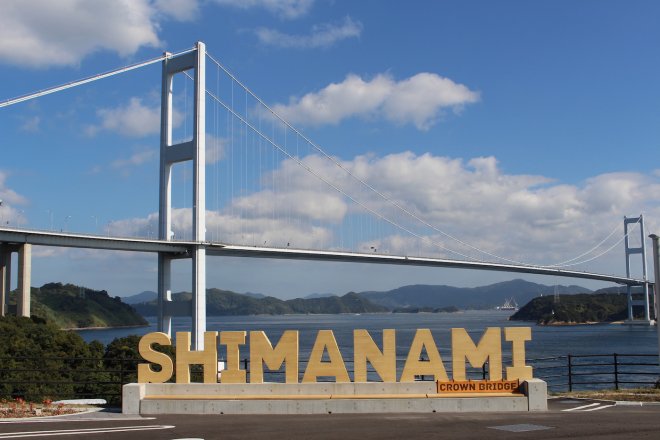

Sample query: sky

[1,0,659,299]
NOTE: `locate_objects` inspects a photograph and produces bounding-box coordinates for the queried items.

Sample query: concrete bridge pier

[0,243,32,317]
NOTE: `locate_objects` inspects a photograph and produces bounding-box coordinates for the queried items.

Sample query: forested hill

[132,289,388,316]
[509,293,634,324]
[8,283,148,329]
[358,279,591,310]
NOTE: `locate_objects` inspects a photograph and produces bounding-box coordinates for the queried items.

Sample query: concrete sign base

[123,380,547,414]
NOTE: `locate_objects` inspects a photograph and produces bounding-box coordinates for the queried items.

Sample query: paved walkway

[1,398,659,439]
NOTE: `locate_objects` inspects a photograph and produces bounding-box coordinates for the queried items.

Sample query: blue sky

[1,0,659,298]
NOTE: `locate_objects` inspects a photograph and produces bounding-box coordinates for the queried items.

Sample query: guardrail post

[567,355,573,392]
[120,358,126,404]
[613,353,619,390]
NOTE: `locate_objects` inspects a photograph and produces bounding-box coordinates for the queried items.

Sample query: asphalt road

[1,398,659,439]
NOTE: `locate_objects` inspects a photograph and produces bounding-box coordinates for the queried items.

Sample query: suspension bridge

[0,42,655,349]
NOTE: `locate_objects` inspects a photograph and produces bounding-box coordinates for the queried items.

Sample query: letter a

[302,330,350,383]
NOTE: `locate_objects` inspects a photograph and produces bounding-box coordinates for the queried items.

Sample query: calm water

[76,311,660,390]
[76,310,660,359]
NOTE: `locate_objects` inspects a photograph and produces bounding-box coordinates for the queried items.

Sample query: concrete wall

[123,380,547,415]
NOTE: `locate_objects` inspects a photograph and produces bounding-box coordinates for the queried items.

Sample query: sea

[77,310,658,358]
[75,310,659,360]
[75,310,659,391]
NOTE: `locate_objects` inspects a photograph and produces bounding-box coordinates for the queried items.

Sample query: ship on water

[496,297,519,311]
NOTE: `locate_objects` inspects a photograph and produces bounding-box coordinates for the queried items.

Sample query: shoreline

[64,323,149,331]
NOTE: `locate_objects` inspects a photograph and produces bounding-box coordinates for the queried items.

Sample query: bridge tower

[158,42,207,348]
[624,215,652,325]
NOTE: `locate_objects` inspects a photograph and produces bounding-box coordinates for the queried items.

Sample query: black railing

[0,356,138,405]
[1,353,657,405]
[529,353,659,392]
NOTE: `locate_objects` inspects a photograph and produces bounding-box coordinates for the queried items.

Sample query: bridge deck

[0,227,644,286]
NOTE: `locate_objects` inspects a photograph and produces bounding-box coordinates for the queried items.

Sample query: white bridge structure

[0,42,655,349]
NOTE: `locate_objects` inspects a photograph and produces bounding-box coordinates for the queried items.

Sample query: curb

[0,407,104,423]
[614,401,660,406]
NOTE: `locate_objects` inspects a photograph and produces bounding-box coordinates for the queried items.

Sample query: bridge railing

[529,353,660,392]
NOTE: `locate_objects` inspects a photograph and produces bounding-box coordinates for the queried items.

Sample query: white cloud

[0,171,28,206]
[108,208,333,249]
[88,97,183,138]
[90,150,660,275]
[111,150,158,170]
[0,0,161,68]
[272,73,480,130]
[212,0,313,19]
[255,17,362,48]
[383,73,481,129]
[19,116,41,132]
[154,0,200,21]
[206,133,227,165]
[0,171,29,227]
[224,152,660,269]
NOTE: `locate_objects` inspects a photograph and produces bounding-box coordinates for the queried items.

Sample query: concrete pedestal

[123,380,547,415]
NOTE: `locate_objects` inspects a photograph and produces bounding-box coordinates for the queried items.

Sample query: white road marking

[562,402,601,412]
[583,404,616,412]
[0,424,174,438]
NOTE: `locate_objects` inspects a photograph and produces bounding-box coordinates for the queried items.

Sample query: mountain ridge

[358,279,592,309]
[131,289,387,316]
[7,283,148,329]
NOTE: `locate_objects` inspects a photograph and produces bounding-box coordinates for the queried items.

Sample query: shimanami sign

[137,327,533,384]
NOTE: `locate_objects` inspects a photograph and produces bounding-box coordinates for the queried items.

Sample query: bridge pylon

[158,42,207,349]
[624,215,652,325]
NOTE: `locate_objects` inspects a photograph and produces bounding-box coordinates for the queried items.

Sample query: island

[509,293,633,324]
[6,282,147,329]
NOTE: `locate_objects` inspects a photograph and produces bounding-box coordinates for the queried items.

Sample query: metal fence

[530,353,660,392]
[1,353,657,404]
[0,357,136,405]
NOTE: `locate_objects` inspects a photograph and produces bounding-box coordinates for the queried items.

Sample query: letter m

[250,331,299,384]
[451,328,502,381]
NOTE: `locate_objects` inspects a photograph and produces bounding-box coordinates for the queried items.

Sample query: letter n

[353,329,396,382]
[250,331,299,384]
[451,327,502,381]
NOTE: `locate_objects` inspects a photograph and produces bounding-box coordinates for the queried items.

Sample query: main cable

[0,48,196,108]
